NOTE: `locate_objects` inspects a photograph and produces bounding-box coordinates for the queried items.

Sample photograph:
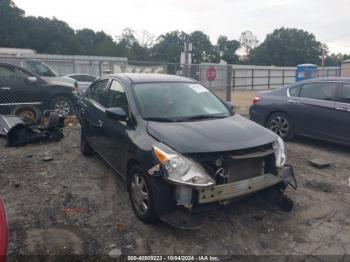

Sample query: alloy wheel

[130,173,150,216]
[54,100,70,116]
[269,116,290,138]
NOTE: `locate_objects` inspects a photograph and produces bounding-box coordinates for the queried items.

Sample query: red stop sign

[207,66,217,81]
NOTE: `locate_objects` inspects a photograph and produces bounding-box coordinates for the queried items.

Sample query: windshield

[133,82,231,121]
[25,60,58,77]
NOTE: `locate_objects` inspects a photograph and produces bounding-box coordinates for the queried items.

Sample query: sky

[13,0,350,54]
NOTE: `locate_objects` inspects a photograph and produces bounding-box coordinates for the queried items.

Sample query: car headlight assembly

[153,145,215,187]
[273,136,286,167]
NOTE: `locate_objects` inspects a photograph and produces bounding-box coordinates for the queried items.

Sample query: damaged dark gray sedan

[77,74,297,228]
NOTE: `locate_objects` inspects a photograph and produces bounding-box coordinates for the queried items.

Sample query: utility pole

[184,41,189,77]
[321,43,328,70]
[181,38,192,77]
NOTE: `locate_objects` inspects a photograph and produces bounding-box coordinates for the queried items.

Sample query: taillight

[253,96,262,105]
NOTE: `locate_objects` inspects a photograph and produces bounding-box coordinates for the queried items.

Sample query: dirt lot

[1,90,350,259]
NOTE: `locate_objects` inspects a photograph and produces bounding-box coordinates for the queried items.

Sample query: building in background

[341,59,350,77]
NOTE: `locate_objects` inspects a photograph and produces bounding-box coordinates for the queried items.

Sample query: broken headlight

[273,136,286,167]
[153,144,215,187]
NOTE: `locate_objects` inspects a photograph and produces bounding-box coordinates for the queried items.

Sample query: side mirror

[27,76,38,84]
[225,101,234,110]
[105,107,127,121]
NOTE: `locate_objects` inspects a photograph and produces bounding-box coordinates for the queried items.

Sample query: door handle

[98,119,104,127]
[289,100,300,104]
[1,87,11,90]
[336,107,350,112]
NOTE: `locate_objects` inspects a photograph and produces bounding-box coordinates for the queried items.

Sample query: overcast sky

[13,0,350,54]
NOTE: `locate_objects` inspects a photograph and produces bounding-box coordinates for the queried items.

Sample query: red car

[0,199,8,262]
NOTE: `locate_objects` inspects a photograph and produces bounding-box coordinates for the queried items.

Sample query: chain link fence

[0,53,341,103]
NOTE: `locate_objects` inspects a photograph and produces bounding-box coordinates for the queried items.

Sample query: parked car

[0,198,8,262]
[250,78,350,145]
[77,73,297,228]
[0,57,78,90]
[65,74,97,94]
[0,63,78,119]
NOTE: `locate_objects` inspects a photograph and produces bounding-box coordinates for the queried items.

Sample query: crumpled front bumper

[159,166,297,229]
[197,165,297,204]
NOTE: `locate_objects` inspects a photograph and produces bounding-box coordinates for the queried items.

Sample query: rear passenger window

[338,83,350,104]
[88,79,109,106]
[0,65,31,82]
[289,85,301,97]
[300,82,336,101]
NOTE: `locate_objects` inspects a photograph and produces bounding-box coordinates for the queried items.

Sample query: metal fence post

[282,70,285,86]
[267,69,271,89]
[226,65,232,102]
[72,60,76,74]
[251,69,255,90]
[98,61,102,77]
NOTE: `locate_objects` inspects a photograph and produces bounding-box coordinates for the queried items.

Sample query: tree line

[0,0,348,66]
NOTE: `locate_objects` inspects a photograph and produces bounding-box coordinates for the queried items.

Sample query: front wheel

[128,165,158,224]
[50,96,74,116]
[267,112,294,140]
[80,129,94,156]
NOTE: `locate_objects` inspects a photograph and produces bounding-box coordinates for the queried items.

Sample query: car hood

[42,76,76,87]
[146,114,277,153]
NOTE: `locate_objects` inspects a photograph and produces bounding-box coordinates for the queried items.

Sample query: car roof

[67,73,96,76]
[110,73,196,83]
[301,77,350,83]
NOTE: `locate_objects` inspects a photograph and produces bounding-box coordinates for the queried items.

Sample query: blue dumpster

[296,64,318,82]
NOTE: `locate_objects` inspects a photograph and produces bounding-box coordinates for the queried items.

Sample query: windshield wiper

[144,117,176,122]
[175,114,228,122]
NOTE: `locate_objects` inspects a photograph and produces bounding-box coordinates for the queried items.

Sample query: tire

[12,106,39,121]
[50,96,74,116]
[80,129,94,156]
[127,165,158,224]
[267,112,294,140]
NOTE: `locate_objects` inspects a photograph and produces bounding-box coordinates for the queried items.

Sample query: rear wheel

[267,112,294,140]
[128,165,158,223]
[50,96,74,116]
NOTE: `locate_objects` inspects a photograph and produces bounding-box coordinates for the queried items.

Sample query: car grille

[188,143,277,184]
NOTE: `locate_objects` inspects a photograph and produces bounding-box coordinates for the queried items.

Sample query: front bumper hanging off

[198,165,297,204]
[159,166,297,229]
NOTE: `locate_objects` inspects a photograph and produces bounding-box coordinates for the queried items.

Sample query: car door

[0,65,46,113]
[287,81,338,139]
[332,82,350,144]
[82,78,110,151]
[102,79,130,176]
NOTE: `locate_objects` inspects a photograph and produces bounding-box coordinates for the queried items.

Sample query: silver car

[65,74,97,94]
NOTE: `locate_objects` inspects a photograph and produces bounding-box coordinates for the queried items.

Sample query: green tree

[249,28,323,66]
[190,31,215,63]
[216,36,240,64]
[0,0,24,46]
[150,31,188,62]
[325,53,350,66]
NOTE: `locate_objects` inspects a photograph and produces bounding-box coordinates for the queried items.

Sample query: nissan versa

[77,74,297,228]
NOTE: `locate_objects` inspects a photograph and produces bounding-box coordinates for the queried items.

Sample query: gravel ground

[0,92,350,260]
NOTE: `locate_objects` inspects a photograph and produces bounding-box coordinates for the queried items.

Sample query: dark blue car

[250,78,350,145]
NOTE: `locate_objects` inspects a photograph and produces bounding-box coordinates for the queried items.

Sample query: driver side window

[107,80,129,112]
[88,79,109,107]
